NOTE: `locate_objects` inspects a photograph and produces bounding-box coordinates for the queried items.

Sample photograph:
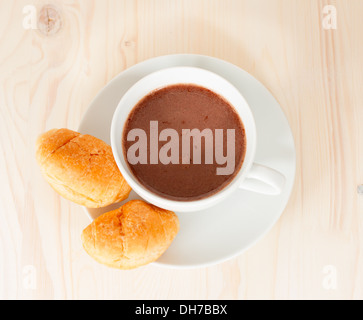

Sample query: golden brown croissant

[36,128,131,208]
[81,200,180,269]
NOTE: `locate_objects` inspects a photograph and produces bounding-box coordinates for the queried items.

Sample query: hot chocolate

[122,84,246,201]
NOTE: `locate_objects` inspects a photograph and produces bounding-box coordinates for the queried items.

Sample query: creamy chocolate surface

[123,84,246,201]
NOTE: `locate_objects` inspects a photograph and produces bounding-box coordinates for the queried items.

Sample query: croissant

[81,200,179,269]
[36,128,131,208]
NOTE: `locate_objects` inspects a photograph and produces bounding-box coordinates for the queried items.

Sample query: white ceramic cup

[111,67,285,212]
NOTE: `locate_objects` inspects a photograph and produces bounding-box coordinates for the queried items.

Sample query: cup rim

[110,66,257,212]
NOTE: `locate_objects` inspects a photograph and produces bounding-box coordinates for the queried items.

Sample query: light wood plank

[0,0,362,300]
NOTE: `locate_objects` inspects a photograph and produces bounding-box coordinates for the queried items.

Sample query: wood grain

[0,0,362,300]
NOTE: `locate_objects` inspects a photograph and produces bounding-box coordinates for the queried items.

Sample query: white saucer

[78,54,296,269]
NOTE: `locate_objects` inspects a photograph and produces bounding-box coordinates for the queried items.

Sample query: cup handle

[239,163,285,195]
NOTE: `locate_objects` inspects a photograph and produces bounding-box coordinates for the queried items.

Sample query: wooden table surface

[1,0,362,300]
